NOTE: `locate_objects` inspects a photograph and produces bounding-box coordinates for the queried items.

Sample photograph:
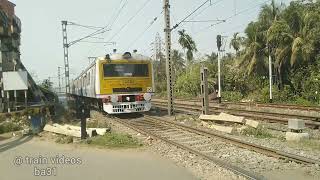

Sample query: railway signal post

[217,35,222,103]
[164,0,174,116]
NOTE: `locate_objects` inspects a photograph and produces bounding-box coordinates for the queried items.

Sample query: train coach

[70,51,154,114]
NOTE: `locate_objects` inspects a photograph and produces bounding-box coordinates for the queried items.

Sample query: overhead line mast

[163,0,174,116]
[62,21,70,94]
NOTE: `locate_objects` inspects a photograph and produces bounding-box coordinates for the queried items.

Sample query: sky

[10,0,291,87]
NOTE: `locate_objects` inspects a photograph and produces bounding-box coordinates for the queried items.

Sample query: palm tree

[205,52,218,64]
[178,29,197,66]
[229,32,244,55]
[267,1,320,89]
[239,21,267,76]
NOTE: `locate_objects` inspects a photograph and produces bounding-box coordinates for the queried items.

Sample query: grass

[0,122,22,134]
[241,127,273,139]
[85,132,142,148]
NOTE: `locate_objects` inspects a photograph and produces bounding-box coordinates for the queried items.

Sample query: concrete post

[200,67,209,115]
[268,50,273,103]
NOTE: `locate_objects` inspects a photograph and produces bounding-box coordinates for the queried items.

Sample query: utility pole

[62,21,70,95]
[58,66,61,94]
[163,0,174,116]
[268,46,273,103]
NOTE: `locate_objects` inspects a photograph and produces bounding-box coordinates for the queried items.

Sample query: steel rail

[113,117,264,180]
[152,101,320,127]
[156,98,320,111]
[143,115,320,165]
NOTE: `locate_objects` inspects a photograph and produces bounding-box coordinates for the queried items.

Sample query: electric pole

[62,21,70,95]
[58,66,61,94]
[163,0,174,116]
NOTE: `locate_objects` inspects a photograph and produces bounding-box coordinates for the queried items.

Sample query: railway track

[113,115,320,180]
[168,98,320,112]
[152,100,320,128]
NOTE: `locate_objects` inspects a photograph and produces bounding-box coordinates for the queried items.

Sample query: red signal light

[135,94,145,101]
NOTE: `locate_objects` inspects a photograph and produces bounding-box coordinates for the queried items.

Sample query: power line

[107,0,153,42]
[67,22,104,30]
[184,19,225,23]
[107,0,128,29]
[189,0,224,21]
[172,0,214,30]
[68,29,111,47]
[77,41,116,45]
[126,11,162,50]
[224,0,271,21]
[67,0,128,47]
[194,0,271,35]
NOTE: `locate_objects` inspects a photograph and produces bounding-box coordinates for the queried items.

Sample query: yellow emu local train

[70,52,154,114]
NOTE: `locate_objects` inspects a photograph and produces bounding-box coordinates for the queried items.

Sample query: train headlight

[143,93,151,101]
[111,95,118,103]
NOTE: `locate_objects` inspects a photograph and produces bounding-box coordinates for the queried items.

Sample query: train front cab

[97,55,154,114]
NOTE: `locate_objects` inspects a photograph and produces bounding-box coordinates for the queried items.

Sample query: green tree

[40,79,53,90]
[239,21,267,76]
[178,29,197,65]
[171,49,185,75]
[229,32,244,55]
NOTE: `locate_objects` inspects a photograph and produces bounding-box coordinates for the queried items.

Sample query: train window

[103,64,149,77]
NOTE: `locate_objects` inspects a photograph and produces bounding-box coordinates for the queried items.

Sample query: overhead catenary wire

[67,0,128,47]
[172,0,226,30]
[67,22,104,30]
[193,0,272,35]
[188,0,224,21]
[107,0,129,29]
[184,19,226,23]
[77,41,116,45]
[107,0,153,42]
[126,10,163,50]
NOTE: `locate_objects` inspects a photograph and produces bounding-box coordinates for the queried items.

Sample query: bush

[175,65,201,97]
[0,122,22,134]
[222,91,243,101]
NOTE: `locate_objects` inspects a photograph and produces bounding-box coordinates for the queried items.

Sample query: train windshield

[103,64,149,77]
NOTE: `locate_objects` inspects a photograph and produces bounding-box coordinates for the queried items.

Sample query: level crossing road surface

[0,135,196,180]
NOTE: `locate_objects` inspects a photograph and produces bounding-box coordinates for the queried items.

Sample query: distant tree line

[154,0,320,105]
